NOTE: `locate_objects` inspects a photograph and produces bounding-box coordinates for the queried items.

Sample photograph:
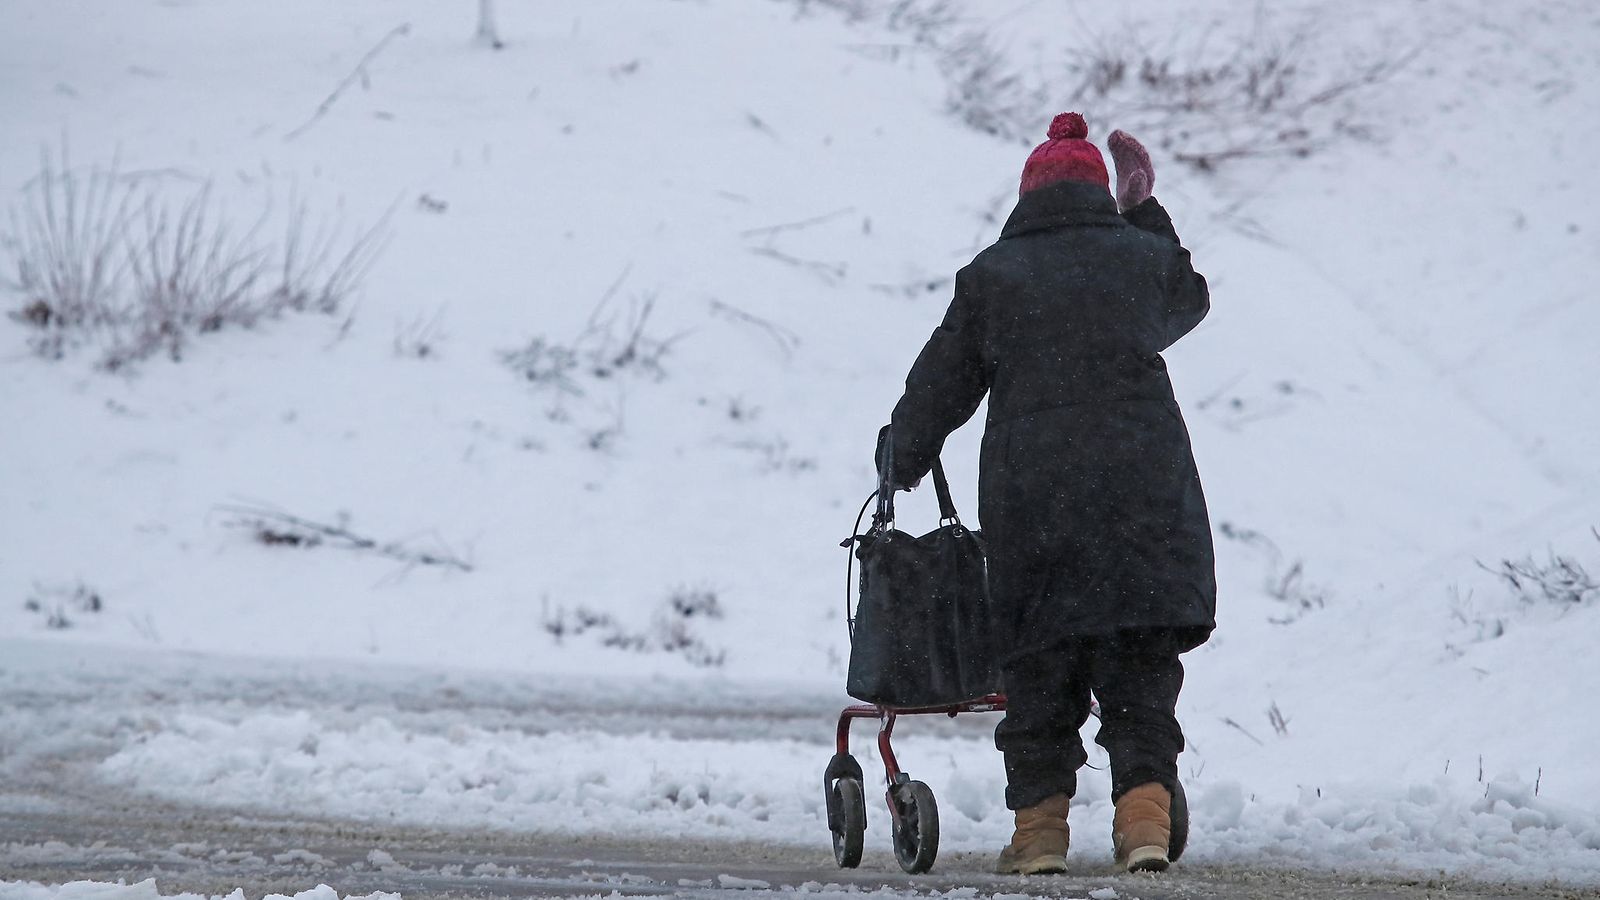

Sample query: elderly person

[878,112,1215,874]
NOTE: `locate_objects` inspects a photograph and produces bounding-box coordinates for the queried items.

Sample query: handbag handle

[847,430,964,638]
[876,428,961,531]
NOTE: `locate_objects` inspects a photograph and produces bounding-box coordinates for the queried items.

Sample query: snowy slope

[2,0,1599,885]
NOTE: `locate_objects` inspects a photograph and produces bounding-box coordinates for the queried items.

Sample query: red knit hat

[1018,112,1109,196]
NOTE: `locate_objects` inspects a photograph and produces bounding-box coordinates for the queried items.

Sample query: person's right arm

[1123,197,1210,349]
[1109,129,1210,349]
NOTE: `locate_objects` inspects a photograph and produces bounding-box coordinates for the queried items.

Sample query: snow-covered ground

[3,0,1599,893]
[1,641,1593,900]
[0,883,395,900]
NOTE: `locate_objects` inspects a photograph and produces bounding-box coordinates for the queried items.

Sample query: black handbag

[843,438,1000,707]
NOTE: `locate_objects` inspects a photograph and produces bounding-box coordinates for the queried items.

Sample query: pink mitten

[1108,129,1154,211]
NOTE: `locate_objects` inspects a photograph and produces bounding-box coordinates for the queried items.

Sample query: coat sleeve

[1123,196,1210,349]
[886,265,990,488]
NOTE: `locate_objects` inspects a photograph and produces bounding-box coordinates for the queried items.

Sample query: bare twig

[744,112,779,139]
[542,588,726,668]
[285,23,413,142]
[748,246,847,285]
[740,206,856,239]
[723,435,817,474]
[502,279,686,408]
[1196,371,1248,411]
[217,503,474,572]
[868,277,952,300]
[585,265,634,333]
[1221,716,1265,746]
[393,305,448,359]
[1478,550,1599,606]
[1267,701,1290,736]
[474,0,504,50]
[707,298,800,359]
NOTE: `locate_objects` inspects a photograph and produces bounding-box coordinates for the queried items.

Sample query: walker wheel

[1170,779,1190,862]
[890,780,939,874]
[830,777,866,868]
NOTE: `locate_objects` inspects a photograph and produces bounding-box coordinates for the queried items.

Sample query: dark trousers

[995,628,1187,810]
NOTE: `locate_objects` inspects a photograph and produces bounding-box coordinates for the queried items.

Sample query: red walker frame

[835,694,1007,788]
[823,692,1011,874]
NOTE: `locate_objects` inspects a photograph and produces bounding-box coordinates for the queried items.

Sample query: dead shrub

[2,146,386,370]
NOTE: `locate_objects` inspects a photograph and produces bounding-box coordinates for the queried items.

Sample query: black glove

[874,425,921,492]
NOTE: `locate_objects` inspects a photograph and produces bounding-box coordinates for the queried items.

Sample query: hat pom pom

[1047,112,1088,141]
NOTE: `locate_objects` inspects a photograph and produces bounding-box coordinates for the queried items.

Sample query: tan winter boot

[994,793,1070,875]
[1112,782,1172,872]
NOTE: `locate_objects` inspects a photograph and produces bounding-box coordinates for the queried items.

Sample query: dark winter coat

[885,179,1216,659]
